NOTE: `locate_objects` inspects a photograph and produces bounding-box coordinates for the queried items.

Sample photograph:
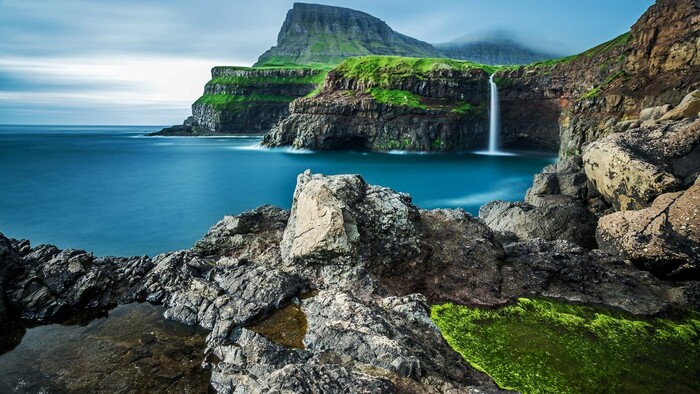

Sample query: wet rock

[501,240,673,315]
[597,178,700,280]
[192,205,289,263]
[2,239,152,321]
[479,200,598,248]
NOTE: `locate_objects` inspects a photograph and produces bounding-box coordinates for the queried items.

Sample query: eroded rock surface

[597,178,700,280]
[583,118,700,211]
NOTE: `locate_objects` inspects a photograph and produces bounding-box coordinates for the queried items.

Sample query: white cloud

[0,55,241,107]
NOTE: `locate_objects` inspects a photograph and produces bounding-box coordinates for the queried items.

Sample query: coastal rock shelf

[1,170,698,392]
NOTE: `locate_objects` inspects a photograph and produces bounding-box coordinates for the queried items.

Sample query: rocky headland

[263,56,493,151]
[151,67,326,136]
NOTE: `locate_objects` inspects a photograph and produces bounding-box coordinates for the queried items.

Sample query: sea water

[0,125,555,256]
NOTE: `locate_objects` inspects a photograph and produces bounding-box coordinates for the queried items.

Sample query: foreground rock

[1,172,699,392]
[583,117,700,211]
[597,177,700,280]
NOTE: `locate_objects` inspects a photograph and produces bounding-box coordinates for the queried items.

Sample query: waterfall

[488,74,500,153]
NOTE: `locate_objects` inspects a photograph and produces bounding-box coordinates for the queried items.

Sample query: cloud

[0,56,236,124]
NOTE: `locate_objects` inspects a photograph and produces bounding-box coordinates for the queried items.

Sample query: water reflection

[0,303,211,393]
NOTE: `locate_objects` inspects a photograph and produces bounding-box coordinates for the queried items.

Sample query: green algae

[247,303,308,349]
[431,298,700,394]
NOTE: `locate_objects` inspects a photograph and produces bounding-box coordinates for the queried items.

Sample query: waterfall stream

[488,74,500,153]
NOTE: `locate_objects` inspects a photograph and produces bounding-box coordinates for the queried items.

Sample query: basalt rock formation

[2,171,698,392]
[255,3,440,67]
[495,0,700,156]
[151,67,325,136]
[263,57,491,152]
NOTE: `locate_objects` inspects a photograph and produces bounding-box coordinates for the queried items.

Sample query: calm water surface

[0,125,555,256]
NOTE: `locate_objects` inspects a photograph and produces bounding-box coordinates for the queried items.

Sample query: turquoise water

[0,125,554,257]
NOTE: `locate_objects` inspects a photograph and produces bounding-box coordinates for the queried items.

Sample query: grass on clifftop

[529,32,631,68]
[432,298,700,394]
[207,73,326,87]
[334,56,500,87]
[195,93,297,110]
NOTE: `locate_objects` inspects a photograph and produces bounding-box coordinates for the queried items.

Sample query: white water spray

[488,74,500,153]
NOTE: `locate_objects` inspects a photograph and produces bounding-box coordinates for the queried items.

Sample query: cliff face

[255,3,440,67]
[496,0,700,156]
[435,39,557,66]
[152,67,325,136]
[263,57,491,152]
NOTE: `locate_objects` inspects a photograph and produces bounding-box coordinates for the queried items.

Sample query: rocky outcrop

[597,177,700,280]
[524,156,611,214]
[255,3,440,67]
[478,156,605,248]
[495,0,700,156]
[479,200,598,248]
[1,172,698,392]
[583,117,700,211]
[152,67,325,136]
[264,57,491,151]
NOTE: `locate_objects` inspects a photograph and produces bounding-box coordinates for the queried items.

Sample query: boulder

[639,104,672,121]
[597,178,700,280]
[479,200,598,248]
[660,90,700,121]
[583,118,700,211]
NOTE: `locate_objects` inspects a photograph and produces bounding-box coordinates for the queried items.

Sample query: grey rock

[479,200,598,248]
[639,104,672,121]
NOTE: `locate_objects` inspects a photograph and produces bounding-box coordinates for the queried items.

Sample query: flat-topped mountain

[255,3,440,66]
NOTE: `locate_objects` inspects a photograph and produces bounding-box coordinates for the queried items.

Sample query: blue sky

[0,0,654,125]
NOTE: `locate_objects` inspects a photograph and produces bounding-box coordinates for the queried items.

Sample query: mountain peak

[255,3,440,67]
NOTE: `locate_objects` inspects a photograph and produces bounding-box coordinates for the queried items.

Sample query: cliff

[496,0,700,156]
[263,56,493,151]
[255,3,440,67]
[151,66,326,136]
[435,38,558,66]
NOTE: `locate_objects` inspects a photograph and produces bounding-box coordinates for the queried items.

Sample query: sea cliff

[263,56,492,151]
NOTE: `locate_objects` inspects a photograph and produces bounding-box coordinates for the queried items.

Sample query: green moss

[194,93,297,111]
[334,56,500,87]
[207,73,326,87]
[431,299,700,394]
[375,138,413,150]
[493,77,515,89]
[367,88,426,109]
[577,70,629,101]
[451,101,487,118]
[431,137,444,150]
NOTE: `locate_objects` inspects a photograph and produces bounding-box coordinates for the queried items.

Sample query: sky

[0,0,654,125]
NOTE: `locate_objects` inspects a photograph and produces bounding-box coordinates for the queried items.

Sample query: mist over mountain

[434,30,565,65]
